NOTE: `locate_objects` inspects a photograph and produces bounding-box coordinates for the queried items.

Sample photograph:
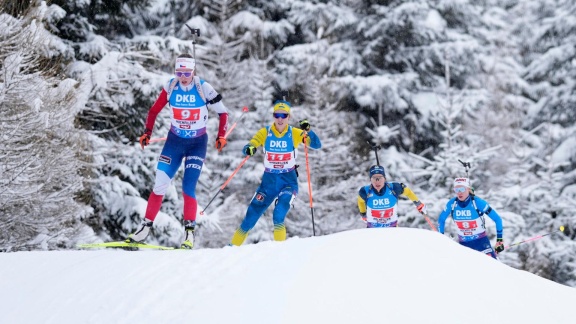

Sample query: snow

[1,228,575,324]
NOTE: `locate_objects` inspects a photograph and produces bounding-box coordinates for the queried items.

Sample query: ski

[77,241,176,250]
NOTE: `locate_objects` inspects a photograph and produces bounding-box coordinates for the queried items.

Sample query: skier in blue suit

[230,100,321,245]
[438,177,504,258]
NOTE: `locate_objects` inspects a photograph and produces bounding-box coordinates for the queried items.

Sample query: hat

[175,57,195,70]
[369,165,386,178]
[273,100,291,114]
[453,177,471,188]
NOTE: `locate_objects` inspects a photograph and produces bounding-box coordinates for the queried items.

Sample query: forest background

[1,0,575,286]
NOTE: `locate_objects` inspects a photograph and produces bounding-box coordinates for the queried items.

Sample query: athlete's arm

[200,81,229,137]
[437,201,452,234]
[293,128,321,149]
[357,187,368,214]
[248,128,268,148]
[477,198,503,238]
[144,89,169,132]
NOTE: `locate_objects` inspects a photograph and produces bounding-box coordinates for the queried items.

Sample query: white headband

[175,57,195,70]
[453,177,471,188]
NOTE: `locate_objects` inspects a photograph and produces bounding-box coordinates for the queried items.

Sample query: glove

[416,202,427,214]
[243,144,257,156]
[139,129,152,149]
[360,212,367,224]
[495,238,504,253]
[215,137,227,152]
[299,119,311,131]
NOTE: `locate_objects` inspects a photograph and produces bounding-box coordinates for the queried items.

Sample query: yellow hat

[273,100,291,114]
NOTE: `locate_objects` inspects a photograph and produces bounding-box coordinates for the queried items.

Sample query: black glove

[360,212,367,223]
[243,144,257,156]
[495,238,504,253]
[299,119,311,131]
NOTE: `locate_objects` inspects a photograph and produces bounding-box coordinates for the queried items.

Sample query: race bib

[173,108,201,121]
[266,152,292,161]
[371,208,393,219]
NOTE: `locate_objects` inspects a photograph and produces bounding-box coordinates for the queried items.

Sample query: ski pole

[422,213,438,232]
[225,106,249,138]
[304,133,316,236]
[200,155,250,215]
[184,24,200,62]
[500,226,565,252]
[367,141,382,166]
[150,137,167,143]
[458,159,471,178]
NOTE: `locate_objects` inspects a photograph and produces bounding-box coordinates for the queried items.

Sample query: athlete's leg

[272,189,296,241]
[182,134,208,223]
[231,173,278,246]
[144,135,185,222]
[272,172,298,241]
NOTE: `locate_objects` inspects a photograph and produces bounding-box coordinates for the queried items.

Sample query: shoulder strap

[449,198,458,218]
[166,78,178,101]
[386,182,399,199]
[194,76,206,103]
[167,77,206,104]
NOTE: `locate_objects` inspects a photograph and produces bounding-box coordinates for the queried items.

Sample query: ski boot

[126,219,153,243]
[180,220,196,249]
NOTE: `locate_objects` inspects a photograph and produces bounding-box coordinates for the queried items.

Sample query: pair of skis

[77,241,179,250]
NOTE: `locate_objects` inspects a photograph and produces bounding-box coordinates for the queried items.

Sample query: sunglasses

[273,113,289,119]
[454,187,467,193]
[371,176,385,181]
[175,71,193,77]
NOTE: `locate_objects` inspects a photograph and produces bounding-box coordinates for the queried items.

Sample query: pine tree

[0,3,92,250]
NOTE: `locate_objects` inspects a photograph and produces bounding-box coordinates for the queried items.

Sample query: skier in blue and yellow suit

[230,100,321,245]
[358,165,427,228]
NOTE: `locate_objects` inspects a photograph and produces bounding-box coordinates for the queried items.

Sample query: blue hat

[369,165,385,178]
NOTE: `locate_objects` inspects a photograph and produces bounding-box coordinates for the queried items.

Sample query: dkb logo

[270,141,287,148]
[455,210,472,217]
[175,94,197,103]
[373,199,390,206]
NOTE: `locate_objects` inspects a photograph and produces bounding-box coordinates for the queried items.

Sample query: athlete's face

[371,175,385,190]
[273,110,290,132]
[175,68,194,86]
[454,185,470,201]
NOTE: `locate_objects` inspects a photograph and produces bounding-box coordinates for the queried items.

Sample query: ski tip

[242,106,249,112]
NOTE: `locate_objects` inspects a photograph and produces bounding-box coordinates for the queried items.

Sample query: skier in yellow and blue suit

[230,100,321,245]
[358,165,427,228]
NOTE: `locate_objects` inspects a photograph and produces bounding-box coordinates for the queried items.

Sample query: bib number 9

[174,108,200,121]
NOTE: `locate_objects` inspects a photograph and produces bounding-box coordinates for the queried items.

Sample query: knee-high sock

[273,223,286,241]
[183,193,197,222]
[144,192,164,222]
[231,228,248,246]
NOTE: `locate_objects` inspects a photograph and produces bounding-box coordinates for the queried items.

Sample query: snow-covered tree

[0,3,93,251]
